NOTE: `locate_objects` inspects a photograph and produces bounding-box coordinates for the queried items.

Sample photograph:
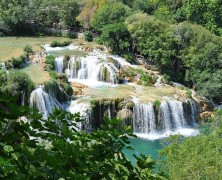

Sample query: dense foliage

[0,70,35,104]
[159,110,222,179]
[0,96,163,179]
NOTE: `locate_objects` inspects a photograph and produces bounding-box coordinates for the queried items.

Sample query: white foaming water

[135,128,199,140]
[30,87,62,119]
[132,99,199,140]
[155,76,163,87]
[55,56,64,73]
[1,62,6,70]
[133,103,156,134]
[66,54,120,86]
[109,55,131,67]
[67,100,92,131]
[43,44,80,53]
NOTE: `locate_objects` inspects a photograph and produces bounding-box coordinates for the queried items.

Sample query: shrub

[50,40,72,47]
[64,83,73,96]
[62,32,77,39]
[186,90,192,99]
[10,55,26,68]
[45,55,55,70]
[141,74,150,86]
[56,73,68,83]
[153,100,161,113]
[90,99,99,107]
[23,45,33,54]
[0,32,5,37]
[84,31,93,42]
[163,74,170,84]
[122,52,135,64]
[48,71,57,79]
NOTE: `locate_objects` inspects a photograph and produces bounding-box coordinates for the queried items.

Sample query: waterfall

[66,55,120,85]
[168,100,187,128]
[67,100,93,131]
[133,103,156,134]
[132,100,199,139]
[21,91,26,106]
[155,76,163,87]
[30,87,62,119]
[1,62,6,70]
[158,101,172,132]
[189,99,198,124]
[55,56,64,73]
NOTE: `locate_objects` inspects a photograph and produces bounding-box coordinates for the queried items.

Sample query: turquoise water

[123,138,163,164]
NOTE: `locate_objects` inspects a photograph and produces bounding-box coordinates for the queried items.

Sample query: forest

[1,0,222,179]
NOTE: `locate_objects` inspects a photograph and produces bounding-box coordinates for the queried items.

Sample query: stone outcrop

[71,82,88,96]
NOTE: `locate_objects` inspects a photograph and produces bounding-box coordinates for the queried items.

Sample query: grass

[83,84,177,102]
[49,50,88,57]
[19,63,50,85]
[0,36,76,62]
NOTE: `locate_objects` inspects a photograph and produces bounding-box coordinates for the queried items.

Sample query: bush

[9,55,26,68]
[122,52,135,64]
[23,45,33,54]
[45,55,55,70]
[153,100,161,113]
[56,73,68,83]
[50,40,72,47]
[62,32,77,39]
[163,74,171,84]
[0,70,35,99]
[62,83,73,96]
[84,31,93,42]
[0,32,5,37]
[186,90,192,99]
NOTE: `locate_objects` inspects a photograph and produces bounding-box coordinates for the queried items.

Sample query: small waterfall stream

[131,100,199,139]
[133,103,156,134]
[30,87,62,119]
[1,62,6,70]
[67,100,93,131]
[55,56,64,73]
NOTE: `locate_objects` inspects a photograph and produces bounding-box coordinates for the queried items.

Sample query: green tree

[0,96,163,179]
[159,110,222,179]
[90,2,131,32]
[99,22,131,52]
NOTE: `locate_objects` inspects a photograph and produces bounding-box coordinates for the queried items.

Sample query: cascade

[167,100,187,128]
[132,100,198,139]
[66,54,120,85]
[154,76,163,87]
[67,100,93,131]
[133,103,156,134]
[189,99,198,124]
[158,101,172,132]
[1,62,6,70]
[30,87,62,119]
[55,56,64,73]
